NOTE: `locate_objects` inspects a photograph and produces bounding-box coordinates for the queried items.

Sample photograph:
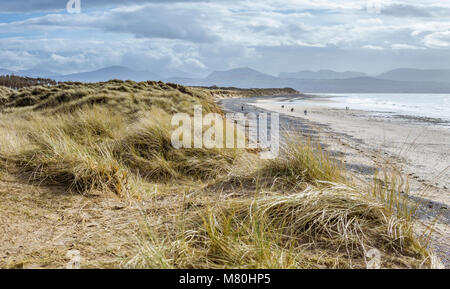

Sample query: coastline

[251,94,450,190]
[0,82,444,268]
[219,94,450,267]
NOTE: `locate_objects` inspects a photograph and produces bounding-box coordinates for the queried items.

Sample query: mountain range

[0,66,186,82]
[1,66,450,93]
[58,66,160,83]
[279,70,366,79]
[168,67,450,93]
[377,68,450,83]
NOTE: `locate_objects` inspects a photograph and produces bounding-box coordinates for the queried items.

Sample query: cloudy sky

[0,0,450,76]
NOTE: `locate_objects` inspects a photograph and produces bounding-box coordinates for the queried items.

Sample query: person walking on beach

[241,105,244,111]
[304,109,307,116]
[291,108,294,112]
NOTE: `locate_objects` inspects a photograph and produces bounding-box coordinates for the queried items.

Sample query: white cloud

[362,45,384,50]
[391,43,425,50]
[0,0,449,74]
[423,31,450,48]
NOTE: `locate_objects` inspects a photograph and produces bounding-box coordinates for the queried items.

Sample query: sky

[0,0,449,77]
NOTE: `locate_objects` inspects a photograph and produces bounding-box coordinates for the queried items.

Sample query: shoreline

[219,94,450,267]
[262,93,450,126]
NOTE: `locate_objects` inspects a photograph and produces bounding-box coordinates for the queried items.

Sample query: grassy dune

[0,80,438,268]
[196,86,299,98]
[0,86,13,104]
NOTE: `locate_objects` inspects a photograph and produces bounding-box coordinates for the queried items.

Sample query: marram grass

[0,80,440,268]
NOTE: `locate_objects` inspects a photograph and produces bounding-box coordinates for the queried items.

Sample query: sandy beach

[220,95,450,267]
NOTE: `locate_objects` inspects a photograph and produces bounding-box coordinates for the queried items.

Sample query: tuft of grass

[201,186,430,268]
[257,133,344,188]
[0,80,230,195]
[0,86,14,104]
[13,114,129,195]
[127,130,435,269]
[117,107,241,182]
[371,170,416,222]
[130,183,431,269]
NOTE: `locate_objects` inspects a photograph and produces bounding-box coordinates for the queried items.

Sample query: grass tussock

[259,136,344,188]
[0,86,13,104]
[129,184,430,269]
[126,131,437,268]
[1,105,239,194]
[4,110,129,195]
[116,107,241,181]
[0,81,240,194]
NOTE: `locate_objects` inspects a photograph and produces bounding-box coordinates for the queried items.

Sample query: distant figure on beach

[290,108,294,112]
[304,109,307,116]
[346,106,349,111]
[241,106,244,111]
[281,105,285,109]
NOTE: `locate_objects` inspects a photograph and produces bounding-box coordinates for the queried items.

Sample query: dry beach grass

[0,80,441,268]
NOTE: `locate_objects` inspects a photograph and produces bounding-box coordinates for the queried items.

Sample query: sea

[302,93,450,123]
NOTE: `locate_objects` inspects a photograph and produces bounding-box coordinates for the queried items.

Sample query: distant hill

[16,69,61,79]
[378,68,450,83]
[279,70,366,79]
[167,67,281,88]
[204,67,279,87]
[57,66,161,82]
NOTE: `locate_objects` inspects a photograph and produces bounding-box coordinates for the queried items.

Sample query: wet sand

[219,94,450,267]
